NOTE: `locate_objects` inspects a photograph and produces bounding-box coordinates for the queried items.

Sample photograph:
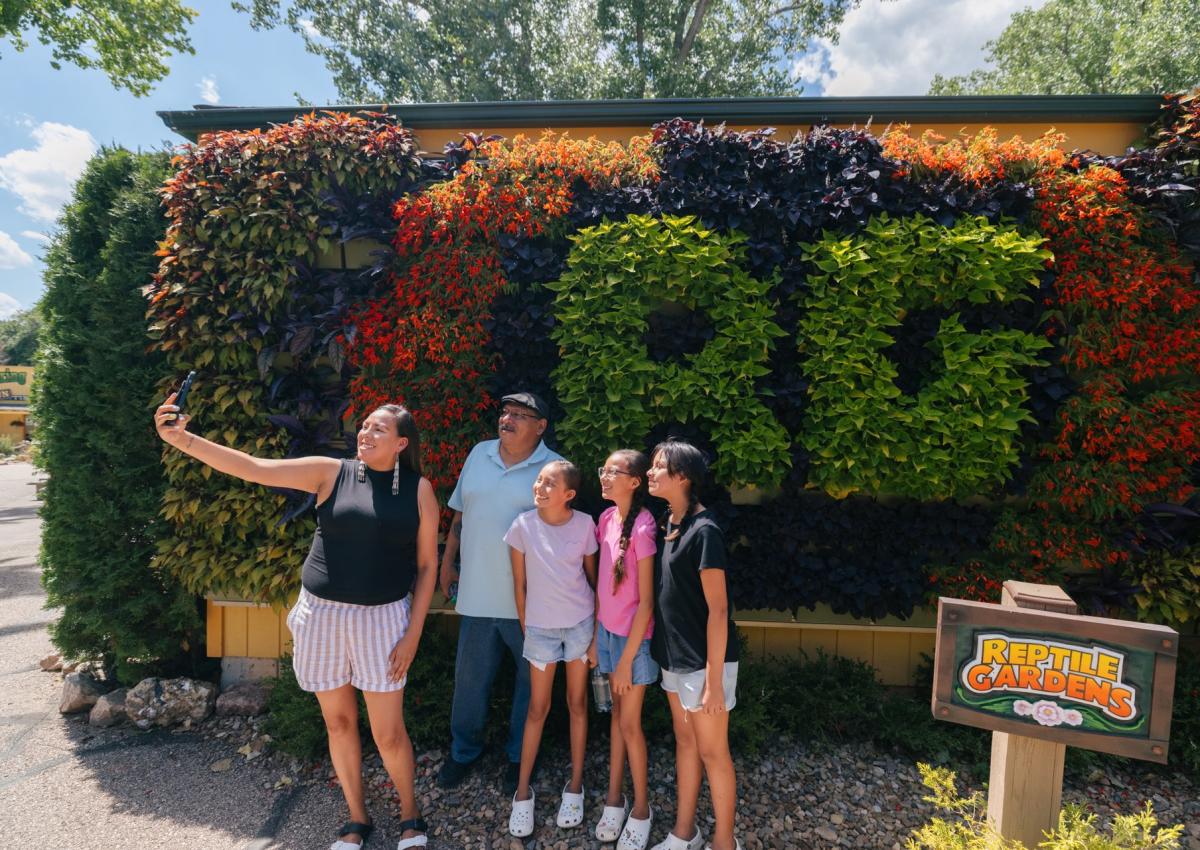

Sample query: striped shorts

[286,587,412,693]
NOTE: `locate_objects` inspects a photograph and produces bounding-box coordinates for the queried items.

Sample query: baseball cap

[500,391,550,421]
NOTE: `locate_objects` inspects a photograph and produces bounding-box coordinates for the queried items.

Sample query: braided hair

[608,449,650,590]
[652,440,707,542]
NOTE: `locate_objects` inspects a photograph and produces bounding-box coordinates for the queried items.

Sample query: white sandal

[617,806,653,850]
[396,816,429,849]
[509,789,536,838]
[650,826,705,850]
[595,796,628,842]
[556,784,585,828]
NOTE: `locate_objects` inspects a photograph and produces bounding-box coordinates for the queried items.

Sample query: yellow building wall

[0,365,33,442]
[408,120,1144,158]
[207,598,935,686]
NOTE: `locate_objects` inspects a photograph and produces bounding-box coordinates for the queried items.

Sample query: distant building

[0,366,33,442]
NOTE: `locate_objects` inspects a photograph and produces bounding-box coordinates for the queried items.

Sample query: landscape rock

[88,688,127,727]
[59,672,104,714]
[216,681,271,717]
[124,677,216,730]
[39,652,62,672]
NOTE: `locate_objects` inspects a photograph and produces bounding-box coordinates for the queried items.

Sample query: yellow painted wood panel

[246,607,281,658]
[910,632,937,678]
[222,606,249,657]
[411,121,1143,159]
[206,601,224,659]
[279,605,293,656]
[740,626,765,659]
[800,628,839,660]
[761,626,800,659]
[209,601,938,686]
[873,632,912,687]
[836,630,875,666]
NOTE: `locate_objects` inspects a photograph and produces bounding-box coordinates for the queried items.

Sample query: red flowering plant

[883,126,1200,621]
[344,132,658,511]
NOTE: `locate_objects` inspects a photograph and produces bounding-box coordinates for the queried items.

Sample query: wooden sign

[932,596,1178,763]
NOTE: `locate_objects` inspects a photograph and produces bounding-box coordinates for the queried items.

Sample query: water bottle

[591,667,612,713]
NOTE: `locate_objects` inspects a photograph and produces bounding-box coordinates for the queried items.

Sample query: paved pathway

[0,462,311,849]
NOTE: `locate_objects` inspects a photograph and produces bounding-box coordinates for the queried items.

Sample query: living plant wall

[149,93,1200,628]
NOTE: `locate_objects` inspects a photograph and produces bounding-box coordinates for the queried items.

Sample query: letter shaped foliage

[799,214,1053,500]
[549,214,791,487]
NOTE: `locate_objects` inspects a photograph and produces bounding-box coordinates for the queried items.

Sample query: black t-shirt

[301,459,420,605]
[650,509,739,673]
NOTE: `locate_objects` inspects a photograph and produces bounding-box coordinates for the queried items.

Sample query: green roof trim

[158,95,1165,142]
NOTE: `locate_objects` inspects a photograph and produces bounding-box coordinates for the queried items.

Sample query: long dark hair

[374,404,422,475]
[609,449,650,590]
[652,439,707,541]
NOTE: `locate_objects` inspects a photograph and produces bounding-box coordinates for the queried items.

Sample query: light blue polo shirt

[448,439,563,619]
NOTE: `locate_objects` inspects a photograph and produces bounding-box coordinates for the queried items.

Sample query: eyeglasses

[499,408,539,422]
[597,466,634,480]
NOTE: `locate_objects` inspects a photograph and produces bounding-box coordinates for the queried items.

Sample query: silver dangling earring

[357,460,366,483]
[392,455,400,495]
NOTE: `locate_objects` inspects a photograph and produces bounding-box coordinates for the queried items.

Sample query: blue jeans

[450,615,531,765]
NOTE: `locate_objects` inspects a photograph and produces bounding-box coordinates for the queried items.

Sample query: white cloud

[0,122,98,223]
[0,232,33,270]
[20,230,49,243]
[0,292,21,319]
[198,76,221,105]
[298,18,321,38]
[796,0,1050,96]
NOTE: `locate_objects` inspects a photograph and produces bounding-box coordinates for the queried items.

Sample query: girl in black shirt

[647,441,741,850]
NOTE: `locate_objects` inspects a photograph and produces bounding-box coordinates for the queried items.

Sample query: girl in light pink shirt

[593,449,659,850]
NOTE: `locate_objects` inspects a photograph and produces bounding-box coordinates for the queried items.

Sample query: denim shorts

[661,662,739,712]
[523,615,594,670]
[595,622,659,686]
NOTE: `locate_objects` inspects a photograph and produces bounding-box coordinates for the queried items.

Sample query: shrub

[905,762,1184,850]
[37,147,200,684]
[0,435,15,457]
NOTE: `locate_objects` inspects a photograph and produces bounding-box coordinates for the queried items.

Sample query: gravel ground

[3,459,1198,850]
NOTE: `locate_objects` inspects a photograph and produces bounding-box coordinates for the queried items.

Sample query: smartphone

[169,371,196,423]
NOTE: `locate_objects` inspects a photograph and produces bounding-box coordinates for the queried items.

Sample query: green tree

[0,306,41,365]
[929,0,1200,95]
[233,0,863,101]
[0,0,196,96]
[37,147,201,683]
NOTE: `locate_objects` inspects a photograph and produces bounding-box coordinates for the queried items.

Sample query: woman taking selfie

[154,391,437,850]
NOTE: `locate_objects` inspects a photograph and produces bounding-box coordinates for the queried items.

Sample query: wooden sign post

[987,582,1077,848]
[932,581,1178,848]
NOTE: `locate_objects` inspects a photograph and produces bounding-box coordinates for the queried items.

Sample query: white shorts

[286,587,411,693]
[661,662,738,712]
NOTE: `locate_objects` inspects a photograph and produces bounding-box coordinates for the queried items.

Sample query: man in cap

[437,391,562,793]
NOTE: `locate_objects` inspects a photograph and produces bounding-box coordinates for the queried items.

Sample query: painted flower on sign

[1013,699,1083,727]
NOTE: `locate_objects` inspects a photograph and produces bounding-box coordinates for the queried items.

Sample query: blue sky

[0,0,1039,317]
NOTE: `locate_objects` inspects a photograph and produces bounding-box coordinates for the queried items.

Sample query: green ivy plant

[799,213,1052,500]
[549,214,792,488]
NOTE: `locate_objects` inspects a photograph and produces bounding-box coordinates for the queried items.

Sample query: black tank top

[300,459,420,605]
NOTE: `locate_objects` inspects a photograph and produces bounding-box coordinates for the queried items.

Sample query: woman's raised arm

[154,392,340,495]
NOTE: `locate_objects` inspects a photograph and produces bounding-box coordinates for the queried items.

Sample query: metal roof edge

[157,95,1165,141]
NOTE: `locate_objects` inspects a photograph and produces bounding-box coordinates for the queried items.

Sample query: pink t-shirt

[504,509,598,630]
[596,506,657,638]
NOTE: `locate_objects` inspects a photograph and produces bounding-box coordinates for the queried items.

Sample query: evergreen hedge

[37,147,200,683]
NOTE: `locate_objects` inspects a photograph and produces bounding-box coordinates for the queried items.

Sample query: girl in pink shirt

[593,449,659,850]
